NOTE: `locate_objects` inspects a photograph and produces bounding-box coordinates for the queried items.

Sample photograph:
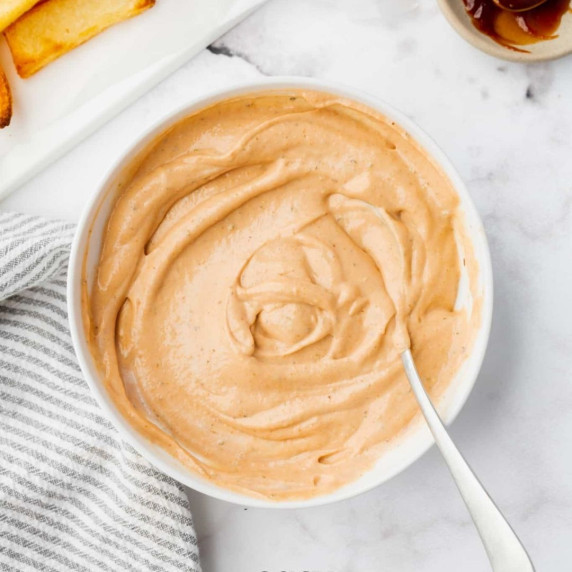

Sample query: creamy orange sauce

[84,90,480,500]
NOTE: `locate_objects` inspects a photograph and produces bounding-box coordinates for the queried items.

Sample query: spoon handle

[401,350,534,572]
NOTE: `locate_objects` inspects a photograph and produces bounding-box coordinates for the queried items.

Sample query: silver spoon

[401,350,535,572]
[491,0,548,11]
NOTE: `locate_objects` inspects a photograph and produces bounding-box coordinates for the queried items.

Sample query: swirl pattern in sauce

[85,90,481,500]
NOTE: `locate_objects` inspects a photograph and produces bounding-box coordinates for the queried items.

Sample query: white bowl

[68,77,493,509]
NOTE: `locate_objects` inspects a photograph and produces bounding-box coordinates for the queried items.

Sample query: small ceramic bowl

[438,0,572,62]
[67,77,493,509]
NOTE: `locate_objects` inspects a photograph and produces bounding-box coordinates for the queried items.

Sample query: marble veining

[2,0,572,570]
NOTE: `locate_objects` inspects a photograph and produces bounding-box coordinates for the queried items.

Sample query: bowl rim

[436,0,572,63]
[67,76,494,509]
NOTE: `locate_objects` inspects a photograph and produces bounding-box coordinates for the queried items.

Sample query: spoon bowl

[492,0,548,11]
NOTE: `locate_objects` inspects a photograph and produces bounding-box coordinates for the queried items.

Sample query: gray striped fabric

[0,212,200,572]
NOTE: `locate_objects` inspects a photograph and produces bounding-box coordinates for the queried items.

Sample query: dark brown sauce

[462,0,571,51]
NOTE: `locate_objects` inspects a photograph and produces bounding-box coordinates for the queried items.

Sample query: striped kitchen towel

[0,212,200,572]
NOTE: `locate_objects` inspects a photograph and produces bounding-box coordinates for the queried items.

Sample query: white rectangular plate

[0,0,266,200]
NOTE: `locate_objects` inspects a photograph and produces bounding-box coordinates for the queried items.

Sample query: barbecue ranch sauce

[84,90,481,500]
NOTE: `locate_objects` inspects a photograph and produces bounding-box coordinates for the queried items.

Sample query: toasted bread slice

[0,66,12,128]
[4,0,155,78]
[0,0,41,33]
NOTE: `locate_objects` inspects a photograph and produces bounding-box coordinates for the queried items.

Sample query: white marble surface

[3,1,572,570]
